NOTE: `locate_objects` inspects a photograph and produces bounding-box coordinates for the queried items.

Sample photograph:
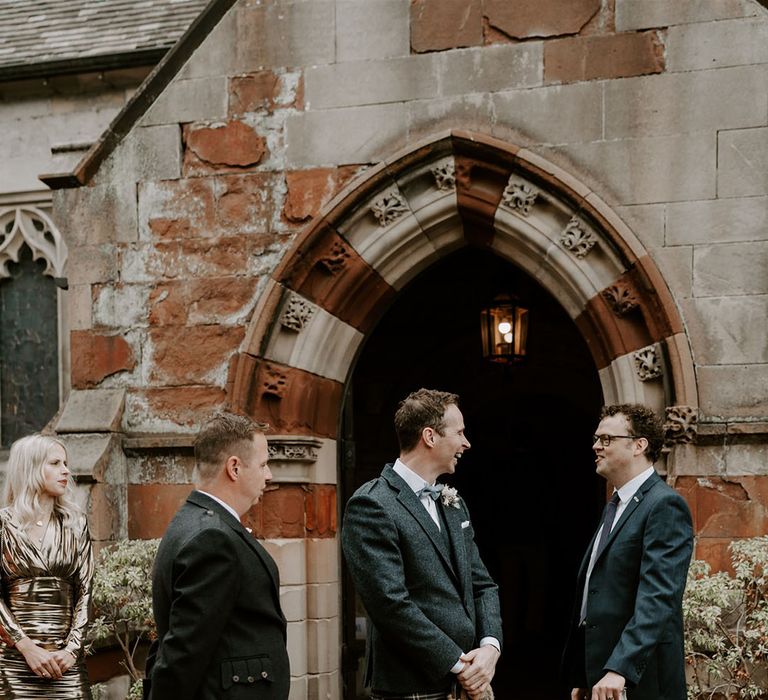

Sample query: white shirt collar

[196,490,240,522]
[393,458,431,494]
[614,466,655,504]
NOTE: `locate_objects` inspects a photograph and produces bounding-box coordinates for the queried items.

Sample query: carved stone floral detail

[602,281,640,315]
[431,162,456,191]
[371,191,409,226]
[262,367,288,399]
[560,217,596,258]
[280,294,315,332]
[317,240,350,275]
[663,406,698,449]
[268,437,322,463]
[633,344,663,381]
[501,178,538,216]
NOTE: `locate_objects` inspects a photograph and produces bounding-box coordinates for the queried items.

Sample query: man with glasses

[562,404,693,700]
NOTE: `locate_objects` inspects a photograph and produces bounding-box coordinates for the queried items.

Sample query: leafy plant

[89,538,160,699]
[684,536,768,700]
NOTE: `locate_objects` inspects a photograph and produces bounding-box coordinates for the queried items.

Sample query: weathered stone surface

[88,483,125,541]
[286,621,308,677]
[616,0,759,31]
[492,81,602,145]
[98,125,182,185]
[336,0,410,61]
[66,245,118,285]
[305,485,336,537]
[652,245,692,300]
[71,331,135,388]
[306,582,339,619]
[55,388,125,433]
[283,167,359,223]
[229,71,281,114]
[718,127,768,197]
[407,93,496,141]
[148,325,244,385]
[410,0,483,53]
[666,196,768,246]
[306,671,339,700]
[285,102,407,167]
[262,539,306,585]
[604,66,767,139]
[233,359,343,438]
[149,277,259,326]
[304,54,438,110]
[128,484,192,539]
[139,178,216,241]
[666,17,768,72]
[537,132,716,204]
[693,242,768,296]
[484,0,599,39]
[134,386,228,427]
[545,31,664,83]
[59,433,118,482]
[307,618,339,673]
[183,121,267,176]
[683,296,768,365]
[613,204,665,250]
[53,181,138,245]
[698,365,768,418]
[246,484,306,538]
[440,43,543,96]
[127,452,196,486]
[93,283,150,329]
[217,173,277,232]
[141,77,228,126]
[235,1,335,69]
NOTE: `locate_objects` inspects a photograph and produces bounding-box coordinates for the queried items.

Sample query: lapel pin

[633,496,639,503]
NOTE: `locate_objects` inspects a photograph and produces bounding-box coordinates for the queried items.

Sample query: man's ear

[634,437,649,457]
[422,426,435,448]
[224,455,240,481]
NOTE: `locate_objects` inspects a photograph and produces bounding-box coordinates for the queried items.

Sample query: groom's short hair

[195,412,269,481]
[394,388,460,452]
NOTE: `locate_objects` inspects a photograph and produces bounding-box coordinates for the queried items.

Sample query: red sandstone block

[146,235,252,280]
[217,173,277,231]
[545,31,665,83]
[145,178,217,241]
[139,386,228,427]
[305,485,337,537]
[230,71,281,114]
[283,167,359,223]
[88,483,123,541]
[695,538,736,575]
[128,484,193,539]
[260,485,306,538]
[411,0,483,53]
[149,277,259,326]
[148,324,245,385]
[70,330,135,388]
[484,0,600,39]
[183,121,267,176]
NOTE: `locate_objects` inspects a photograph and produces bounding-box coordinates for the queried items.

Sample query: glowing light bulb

[503,332,513,343]
[498,321,512,334]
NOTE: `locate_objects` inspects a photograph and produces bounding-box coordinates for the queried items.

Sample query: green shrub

[684,536,768,699]
[89,538,160,698]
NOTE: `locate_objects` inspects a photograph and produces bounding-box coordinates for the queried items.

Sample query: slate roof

[0,0,210,78]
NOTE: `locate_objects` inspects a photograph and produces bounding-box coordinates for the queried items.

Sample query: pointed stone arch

[227,131,697,445]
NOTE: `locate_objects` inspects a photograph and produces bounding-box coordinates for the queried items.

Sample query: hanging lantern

[480,293,529,364]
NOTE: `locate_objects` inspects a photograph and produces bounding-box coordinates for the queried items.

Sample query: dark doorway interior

[341,247,605,699]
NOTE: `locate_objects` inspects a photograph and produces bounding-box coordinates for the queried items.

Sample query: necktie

[417,484,443,501]
[594,492,621,559]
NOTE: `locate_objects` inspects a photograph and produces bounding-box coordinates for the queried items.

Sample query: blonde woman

[0,434,93,698]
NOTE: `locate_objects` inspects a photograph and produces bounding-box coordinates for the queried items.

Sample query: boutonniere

[440,485,461,508]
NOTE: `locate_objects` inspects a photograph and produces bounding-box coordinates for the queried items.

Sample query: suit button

[232,675,239,682]
[261,671,269,678]
[247,676,254,683]
[206,510,214,516]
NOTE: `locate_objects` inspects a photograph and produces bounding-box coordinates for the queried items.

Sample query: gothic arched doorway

[341,247,603,699]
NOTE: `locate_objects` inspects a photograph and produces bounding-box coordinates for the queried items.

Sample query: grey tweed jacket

[341,464,502,694]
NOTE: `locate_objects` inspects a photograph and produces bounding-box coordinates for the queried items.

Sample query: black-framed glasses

[592,434,639,447]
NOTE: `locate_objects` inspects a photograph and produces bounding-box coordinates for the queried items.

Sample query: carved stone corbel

[560,217,596,258]
[501,178,538,216]
[317,240,351,275]
[280,293,315,332]
[371,190,409,226]
[602,281,640,315]
[663,406,699,449]
[430,162,456,191]
[632,344,663,381]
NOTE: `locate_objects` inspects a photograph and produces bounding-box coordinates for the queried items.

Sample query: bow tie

[417,484,443,501]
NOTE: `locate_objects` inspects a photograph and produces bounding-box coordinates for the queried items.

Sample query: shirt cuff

[450,658,465,674]
[479,637,501,653]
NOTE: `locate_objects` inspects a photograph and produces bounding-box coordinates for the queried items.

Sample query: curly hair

[394,389,460,452]
[194,412,269,481]
[601,403,664,463]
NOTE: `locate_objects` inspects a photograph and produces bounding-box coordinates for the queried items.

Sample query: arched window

[0,206,67,448]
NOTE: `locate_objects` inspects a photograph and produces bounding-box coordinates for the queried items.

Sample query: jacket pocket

[220,655,274,691]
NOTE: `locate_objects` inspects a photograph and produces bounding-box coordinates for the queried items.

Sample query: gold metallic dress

[0,508,93,699]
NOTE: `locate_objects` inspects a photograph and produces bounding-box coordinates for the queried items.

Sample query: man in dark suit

[563,403,693,700]
[146,412,290,700]
[342,389,502,700]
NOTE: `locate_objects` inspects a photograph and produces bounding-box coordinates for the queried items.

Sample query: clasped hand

[457,645,499,700]
[16,637,75,680]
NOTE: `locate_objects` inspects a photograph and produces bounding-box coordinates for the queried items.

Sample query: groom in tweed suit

[342,389,502,700]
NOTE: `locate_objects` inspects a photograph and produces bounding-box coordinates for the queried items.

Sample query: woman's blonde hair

[3,434,82,529]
